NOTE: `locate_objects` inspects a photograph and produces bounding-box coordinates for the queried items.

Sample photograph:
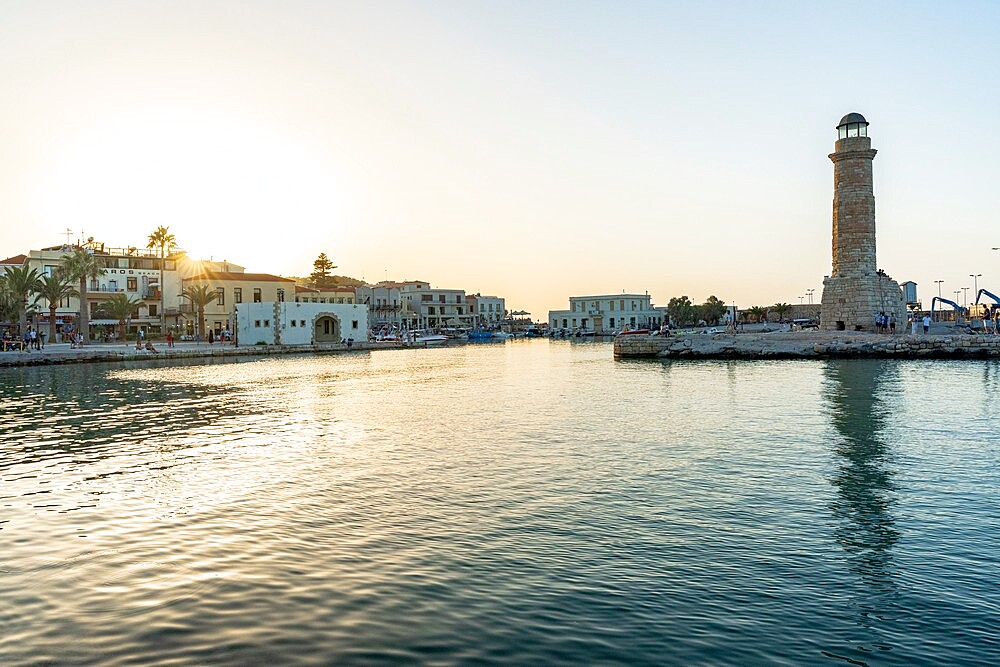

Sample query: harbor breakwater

[614,331,1000,359]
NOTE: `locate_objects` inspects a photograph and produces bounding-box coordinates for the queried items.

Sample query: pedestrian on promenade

[994,310,1000,336]
[922,314,931,334]
[166,329,174,347]
[889,314,896,334]
[208,329,215,344]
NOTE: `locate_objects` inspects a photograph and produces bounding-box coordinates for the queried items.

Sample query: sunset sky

[2,1,998,317]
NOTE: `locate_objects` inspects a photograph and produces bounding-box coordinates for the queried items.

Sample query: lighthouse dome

[837,112,868,139]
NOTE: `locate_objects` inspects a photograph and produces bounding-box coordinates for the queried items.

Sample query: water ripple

[1,347,998,665]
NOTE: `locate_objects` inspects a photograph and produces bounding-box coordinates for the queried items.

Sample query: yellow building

[180,271,296,337]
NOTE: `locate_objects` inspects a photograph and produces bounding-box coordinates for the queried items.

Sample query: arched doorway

[314,314,341,343]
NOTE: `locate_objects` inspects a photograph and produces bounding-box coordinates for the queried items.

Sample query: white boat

[403,330,448,346]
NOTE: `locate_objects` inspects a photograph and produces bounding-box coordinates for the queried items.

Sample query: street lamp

[934,280,944,299]
[971,273,982,301]
[799,296,804,305]
[963,287,970,307]
[806,288,815,304]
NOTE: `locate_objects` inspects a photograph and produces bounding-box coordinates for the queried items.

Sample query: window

[300,320,305,327]
[253,288,262,303]
[254,320,261,328]
[127,277,137,291]
[149,304,158,317]
[458,307,463,314]
[216,288,225,306]
[352,320,358,329]
[263,320,270,327]
[337,297,344,304]
[234,288,242,304]
[428,307,435,315]
[480,304,485,312]
[620,300,625,310]
[291,320,297,327]
[347,298,353,304]
[277,288,285,303]
[439,295,446,303]
[421,294,432,302]
[609,301,615,311]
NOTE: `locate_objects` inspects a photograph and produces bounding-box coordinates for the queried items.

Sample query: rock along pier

[614,332,1000,360]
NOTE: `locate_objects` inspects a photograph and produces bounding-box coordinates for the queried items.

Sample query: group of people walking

[875,312,896,334]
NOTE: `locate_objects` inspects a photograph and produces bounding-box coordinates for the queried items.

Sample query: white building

[398,282,475,330]
[548,294,666,333]
[356,282,405,329]
[235,301,368,346]
[467,293,506,324]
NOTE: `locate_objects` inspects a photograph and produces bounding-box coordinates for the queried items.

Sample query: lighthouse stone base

[820,273,905,332]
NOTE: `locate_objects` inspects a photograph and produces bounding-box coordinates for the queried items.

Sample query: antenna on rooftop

[63,228,73,245]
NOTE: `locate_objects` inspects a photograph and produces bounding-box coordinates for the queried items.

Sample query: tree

[35,273,78,344]
[99,293,140,342]
[180,284,217,339]
[62,248,102,343]
[667,295,695,327]
[147,226,177,334]
[0,276,17,327]
[771,302,792,323]
[701,295,728,325]
[747,306,767,323]
[309,253,337,289]
[2,265,42,336]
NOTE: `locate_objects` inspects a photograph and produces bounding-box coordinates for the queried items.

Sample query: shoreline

[614,330,1000,360]
[0,340,420,368]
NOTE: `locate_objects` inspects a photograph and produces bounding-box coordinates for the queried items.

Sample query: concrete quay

[0,340,413,368]
[614,331,1000,360]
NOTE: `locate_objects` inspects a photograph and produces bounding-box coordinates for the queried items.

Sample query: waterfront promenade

[0,340,399,367]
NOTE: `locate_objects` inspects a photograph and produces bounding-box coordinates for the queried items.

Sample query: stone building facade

[820,113,905,331]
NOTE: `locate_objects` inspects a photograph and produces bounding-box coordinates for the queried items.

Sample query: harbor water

[1,340,998,665]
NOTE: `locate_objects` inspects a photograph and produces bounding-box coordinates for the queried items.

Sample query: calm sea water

[1,340,998,665]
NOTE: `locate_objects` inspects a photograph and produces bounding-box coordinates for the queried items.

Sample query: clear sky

[2,1,998,318]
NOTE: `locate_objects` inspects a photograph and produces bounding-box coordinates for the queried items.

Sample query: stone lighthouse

[819,113,904,331]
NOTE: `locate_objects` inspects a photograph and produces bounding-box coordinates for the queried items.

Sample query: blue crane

[930,296,967,319]
[974,289,1000,305]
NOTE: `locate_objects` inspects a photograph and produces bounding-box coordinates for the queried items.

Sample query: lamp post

[934,280,944,299]
[806,288,815,304]
[971,274,982,301]
[963,287,970,307]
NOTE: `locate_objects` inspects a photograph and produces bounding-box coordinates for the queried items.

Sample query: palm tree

[35,273,78,344]
[100,293,140,342]
[147,226,177,334]
[2,265,43,336]
[747,305,766,323]
[771,302,792,324]
[61,248,102,344]
[0,276,18,330]
[181,284,217,339]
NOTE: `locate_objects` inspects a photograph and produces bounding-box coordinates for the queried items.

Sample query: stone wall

[613,332,1000,359]
[819,273,905,332]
